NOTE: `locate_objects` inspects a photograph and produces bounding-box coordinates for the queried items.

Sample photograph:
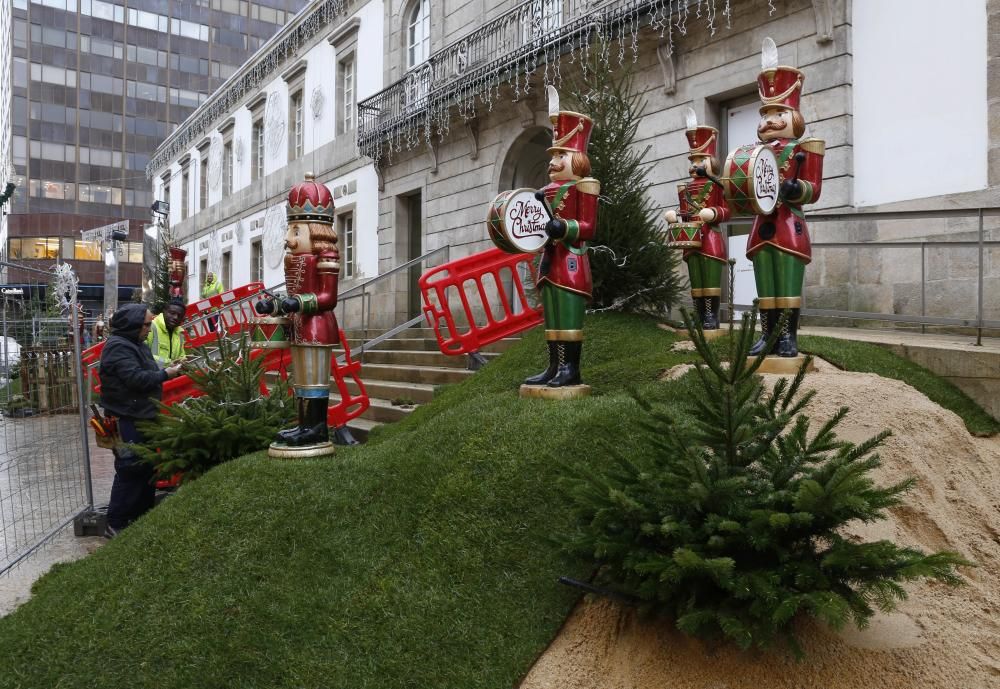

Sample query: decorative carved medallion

[263,204,287,269]
[265,91,286,158]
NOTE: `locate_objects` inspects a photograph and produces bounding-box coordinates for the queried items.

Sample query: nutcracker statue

[519,86,600,400]
[664,109,730,337]
[168,247,187,299]
[737,37,824,363]
[255,173,340,458]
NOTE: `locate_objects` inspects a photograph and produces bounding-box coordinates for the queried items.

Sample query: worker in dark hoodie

[99,303,184,538]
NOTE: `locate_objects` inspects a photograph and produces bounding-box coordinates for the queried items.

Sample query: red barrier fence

[419,247,542,356]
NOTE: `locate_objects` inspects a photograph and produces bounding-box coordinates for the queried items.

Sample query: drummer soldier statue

[747,37,825,360]
[168,247,187,299]
[521,86,600,399]
[664,110,730,335]
[255,173,340,457]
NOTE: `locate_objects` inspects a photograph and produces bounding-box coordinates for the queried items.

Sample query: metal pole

[70,282,95,509]
[920,243,926,335]
[976,208,984,346]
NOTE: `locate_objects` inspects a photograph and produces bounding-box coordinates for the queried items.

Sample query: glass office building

[6,0,308,312]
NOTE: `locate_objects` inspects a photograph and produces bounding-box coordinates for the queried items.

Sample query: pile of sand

[521,367,1000,689]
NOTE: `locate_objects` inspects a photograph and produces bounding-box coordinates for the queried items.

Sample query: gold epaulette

[799,138,826,155]
[576,178,601,196]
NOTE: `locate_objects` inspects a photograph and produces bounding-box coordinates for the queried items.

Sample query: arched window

[405,0,430,69]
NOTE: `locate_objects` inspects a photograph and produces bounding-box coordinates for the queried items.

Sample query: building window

[252,119,264,181]
[199,257,208,286]
[222,251,232,289]
[338,211,354,279]
[223,140,233,195]
[337,55,355,135]
[290,90,304,160]
[181,170,189,220]
[251,239,263,283]
[406,0,430,69]
[162,179,171,217]
[200,157,208,209]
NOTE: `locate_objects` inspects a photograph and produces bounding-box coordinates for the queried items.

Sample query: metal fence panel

[0,261,91,575]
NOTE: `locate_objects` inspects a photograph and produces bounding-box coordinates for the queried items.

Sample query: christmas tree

[561,308,970,654]
[564,61,682,314]
[136,333,295,481]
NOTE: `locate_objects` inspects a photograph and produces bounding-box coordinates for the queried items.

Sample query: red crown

[758,66,804,113]
[287,173,335,225]
[548,111,594,155]
[168,247,187,261]
[685,126,718,160]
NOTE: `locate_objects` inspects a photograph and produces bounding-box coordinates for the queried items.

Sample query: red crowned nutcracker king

[744,37,825,361]
[521,86,600,400]
[664,108,730,335]
[255,173,340,458]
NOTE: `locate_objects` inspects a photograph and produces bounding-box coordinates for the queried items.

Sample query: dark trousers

[106,417,155,530]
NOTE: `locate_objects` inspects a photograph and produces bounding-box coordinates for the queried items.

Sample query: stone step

[345,378,436,404]
[358,363,474,385]
[358,349,497,369]
[340,337,520,354]
[332,395,415,424]
[341,416,381,443]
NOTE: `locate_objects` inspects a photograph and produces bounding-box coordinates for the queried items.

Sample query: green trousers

[541,285,585,341]
[686,255,724,297]
[751,244,806,309]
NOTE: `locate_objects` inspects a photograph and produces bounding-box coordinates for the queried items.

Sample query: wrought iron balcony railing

[358,0,652,159]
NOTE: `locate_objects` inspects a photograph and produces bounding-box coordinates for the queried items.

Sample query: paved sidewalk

[800,326,1000,354]
[0,430,116,617]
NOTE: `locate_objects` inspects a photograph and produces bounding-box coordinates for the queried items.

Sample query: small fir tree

[136,333,295,481]
[564,61,682,314]
[561,308,970,654]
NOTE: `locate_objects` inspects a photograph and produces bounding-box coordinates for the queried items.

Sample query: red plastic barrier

[419,247,542,356]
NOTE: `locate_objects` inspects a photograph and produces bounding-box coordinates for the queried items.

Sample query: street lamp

[151,200,170,218]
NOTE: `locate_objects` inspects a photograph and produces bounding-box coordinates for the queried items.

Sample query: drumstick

[694,166,725,187]
[533,190,556,221]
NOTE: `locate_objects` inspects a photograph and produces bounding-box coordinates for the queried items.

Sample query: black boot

[547,342,582,387]
[692,296,705,327]
[276,397,307,442]
[524,341,559,385]
[749,309,773,356]
[286,397,331,446]
[704,296,720,329]
[776,308,800,358]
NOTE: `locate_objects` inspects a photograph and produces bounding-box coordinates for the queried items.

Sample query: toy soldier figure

[522,86,600,399]
[168,247,187,299]
[664,109,730,333]
[747,37,825,358]
[255,173,340,457]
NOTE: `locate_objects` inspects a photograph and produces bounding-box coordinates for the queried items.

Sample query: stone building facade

[148,0,383,313]
[359,0,999,333]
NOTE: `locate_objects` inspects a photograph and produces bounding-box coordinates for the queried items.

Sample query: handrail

[338,246,450,301]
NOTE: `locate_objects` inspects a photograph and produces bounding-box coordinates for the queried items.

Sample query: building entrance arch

[498,127,551,193]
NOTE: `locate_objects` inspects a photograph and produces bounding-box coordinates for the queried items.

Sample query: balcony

[358,0,655,160]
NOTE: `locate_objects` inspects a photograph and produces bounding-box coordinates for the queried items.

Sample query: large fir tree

[561,309,970,654]
[564,61,682,314]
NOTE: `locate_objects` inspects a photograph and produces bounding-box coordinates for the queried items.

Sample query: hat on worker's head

[546,86,593,156]
[286,173,335,225]
[757,37,804,114]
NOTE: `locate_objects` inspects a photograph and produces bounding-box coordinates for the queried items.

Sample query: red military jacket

[677,177,729,263]
[284,250,340,346]
[536,178,600,298]
[746,137,825,263]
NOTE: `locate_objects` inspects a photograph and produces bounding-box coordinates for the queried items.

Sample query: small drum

[666,222,702,249]
[723,143,780,216]
[486,188,549,254]
[250,316,290,349]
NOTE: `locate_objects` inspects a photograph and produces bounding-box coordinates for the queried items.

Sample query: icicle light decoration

[149,0,773,177]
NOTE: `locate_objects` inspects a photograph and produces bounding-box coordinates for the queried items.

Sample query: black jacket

[99,304,167,420]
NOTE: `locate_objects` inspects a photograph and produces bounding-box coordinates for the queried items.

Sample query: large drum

[250,316,290,349]
[666,222,702,250]
[723,143,780,216]
[486,188,549,254]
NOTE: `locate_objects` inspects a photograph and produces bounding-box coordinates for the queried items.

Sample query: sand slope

[521,368,1000,689]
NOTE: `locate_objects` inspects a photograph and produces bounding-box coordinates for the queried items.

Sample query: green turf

[0,315,990,688]
[798,335,999,437]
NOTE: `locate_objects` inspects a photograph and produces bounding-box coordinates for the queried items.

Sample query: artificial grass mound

[0,315,991,688]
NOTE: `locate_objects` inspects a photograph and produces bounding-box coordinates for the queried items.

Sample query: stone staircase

[331,327,521,441]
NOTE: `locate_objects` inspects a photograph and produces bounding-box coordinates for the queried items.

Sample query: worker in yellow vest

[146,299,187,366]
[201,272,224,332]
